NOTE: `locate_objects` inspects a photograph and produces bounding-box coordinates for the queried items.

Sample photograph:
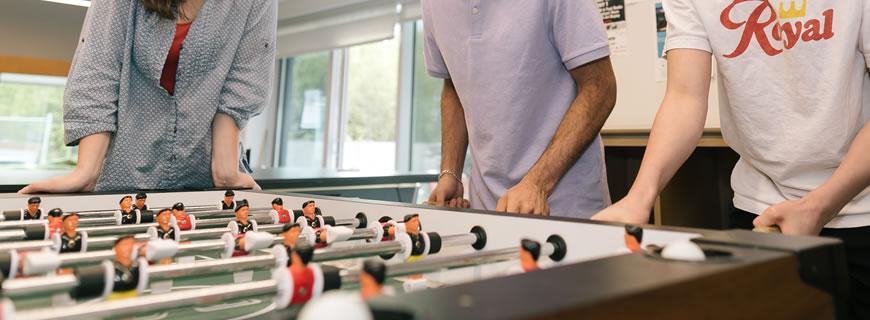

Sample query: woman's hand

[19,133,109,194]
[212,113,261,190]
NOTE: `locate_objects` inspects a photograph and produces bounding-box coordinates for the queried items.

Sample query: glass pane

[278,52,330,169]
[342,37,401,171]
[0,73,76,169]
[410,20,444,172]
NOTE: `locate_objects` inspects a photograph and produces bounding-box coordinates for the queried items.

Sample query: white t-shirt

[664,0,870,228]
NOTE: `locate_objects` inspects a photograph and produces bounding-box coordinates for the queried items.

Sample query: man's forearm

[624,50,712,210]
[808,122,870,219]
[524,58,616,195]
[74,132,111,178]
[440,79,469,175]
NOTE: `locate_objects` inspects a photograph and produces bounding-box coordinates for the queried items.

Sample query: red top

[159,22,193,96]
[276,209,291,224]
[289,267,315,305]
[176,214,193,231]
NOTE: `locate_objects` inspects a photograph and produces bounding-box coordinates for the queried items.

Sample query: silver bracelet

[439,170,463,184]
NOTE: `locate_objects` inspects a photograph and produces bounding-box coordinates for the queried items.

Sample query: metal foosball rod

[11,234,566,320]
[1,227,490,302]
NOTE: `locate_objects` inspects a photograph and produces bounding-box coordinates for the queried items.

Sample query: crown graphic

[778,0,807,19]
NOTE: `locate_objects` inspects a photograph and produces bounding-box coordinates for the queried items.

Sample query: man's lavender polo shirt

[422,0,612,218]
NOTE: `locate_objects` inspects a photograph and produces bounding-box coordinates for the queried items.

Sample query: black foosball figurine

[172,202,194,231]
[47,208,64,236]
[221,190,236,210]
[117,196,138,225]
[133,192,148,212]
[23,197,43,220]
[60,213,84,253]
[270,198,292,224]
[404,214,425,258]
[624,225,643,253]
[297,200,321,228]
[232,200,256,234]
[108,235,141,300]
[519,239,541,273]
[155,209,177,241]
[359,260,387,300]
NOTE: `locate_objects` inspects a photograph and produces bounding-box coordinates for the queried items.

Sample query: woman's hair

[140,0,187,19]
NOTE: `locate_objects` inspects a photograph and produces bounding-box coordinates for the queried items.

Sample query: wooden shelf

[602,128,728,148]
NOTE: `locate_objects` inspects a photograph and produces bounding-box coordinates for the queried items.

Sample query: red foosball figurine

[289,244,316,305]
[271,198,292,224]
[359,260,386,300]
[172,202,194,231]
[519,239,541,272]
[47,208,63,237]
[624,225,643,253]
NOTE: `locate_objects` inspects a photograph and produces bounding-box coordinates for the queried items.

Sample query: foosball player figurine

[172,202,194,231]
[271,197,292,224]
[624,225,643,253]
[298,200,321,228]
[282,223,302,249]
[379,216,397,242]
[233,200,255,234]
[47,208,64,236]
[289,244,316,305]
[118,196,137,225]
[272,223,302,267]
[404,214,425,257]
[155,209,176,240]
[359,260,387,300]
[109,235,141,300]
[519,239,541,272]
[24,197,42,220]
[221,190,236,210]
[133,192,148,211]
[60,213,84,253]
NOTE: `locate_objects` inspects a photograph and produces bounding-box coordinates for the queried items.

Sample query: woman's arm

[21,1,131,194]
[212,114,259,189]
[211,0,276,188]
[20,133,110,193]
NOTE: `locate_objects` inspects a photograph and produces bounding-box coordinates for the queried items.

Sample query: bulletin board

[598,0,721,130]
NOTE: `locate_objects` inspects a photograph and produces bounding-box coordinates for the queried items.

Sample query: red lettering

[722,0,781,58]
[721,1,836,58]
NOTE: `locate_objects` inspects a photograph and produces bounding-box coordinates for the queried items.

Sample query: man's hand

[753,196,834,236]
[427,176,469,208]
[496,180,550,215]
[591,197,651,225]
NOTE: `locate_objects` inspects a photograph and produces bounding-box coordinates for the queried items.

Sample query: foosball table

[0,190,849,320]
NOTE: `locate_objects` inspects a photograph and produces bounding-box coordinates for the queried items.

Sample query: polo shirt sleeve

[422,2,450,79]
[217,0,277,130]
[860,0,870,67]
[662,0,712,54]
[63,0,132,146]
[548,0,610,70]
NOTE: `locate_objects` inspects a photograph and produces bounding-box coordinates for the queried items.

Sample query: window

[276,52,331,169]
[0,73,76,169]
[341,37,401,171]
[410,20,444,172]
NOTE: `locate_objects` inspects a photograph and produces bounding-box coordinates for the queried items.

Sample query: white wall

[0,0,86,61]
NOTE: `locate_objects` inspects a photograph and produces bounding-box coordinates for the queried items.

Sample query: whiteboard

[602,0,721,130]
